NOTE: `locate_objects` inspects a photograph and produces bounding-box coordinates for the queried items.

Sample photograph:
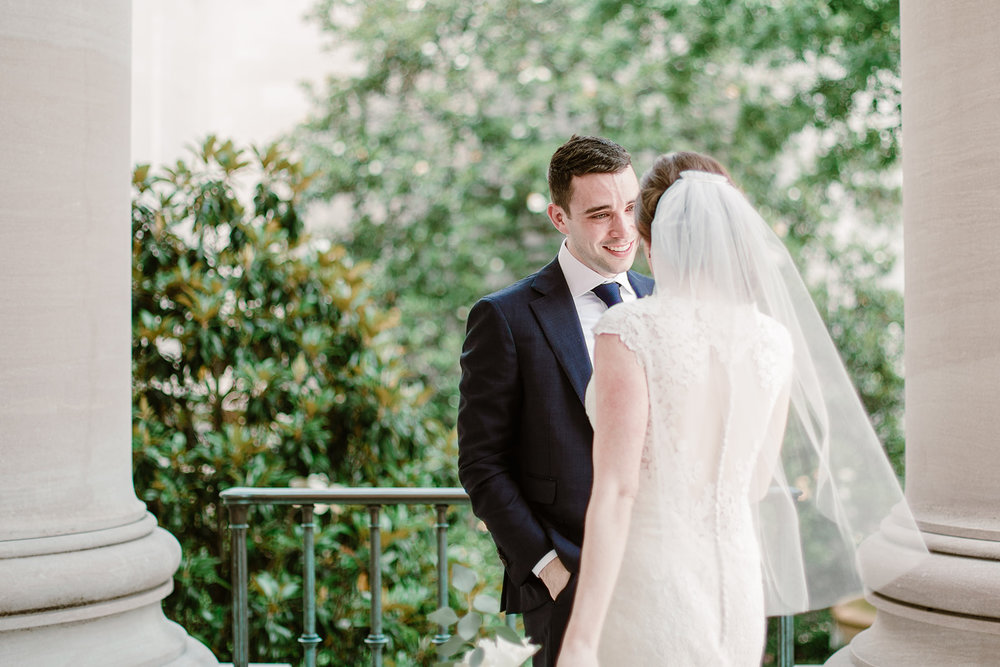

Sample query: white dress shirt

[532,241,638,578]
[557,240,638,363]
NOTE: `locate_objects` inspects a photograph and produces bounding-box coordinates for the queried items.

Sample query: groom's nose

[608,209,633,237]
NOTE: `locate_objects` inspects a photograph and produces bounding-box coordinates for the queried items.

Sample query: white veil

[648,170,928,615]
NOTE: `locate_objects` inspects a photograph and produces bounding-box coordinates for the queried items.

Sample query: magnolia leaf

[472,593,500,615]
[252,572,278,598]
[133,163,150,185]
[456,611,482,641]
[139,309,157,330]
[428,606,459,627]
[451,563,477,593]
[291,353,308,383]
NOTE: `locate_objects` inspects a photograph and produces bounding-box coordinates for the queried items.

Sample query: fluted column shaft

[829,2,1000,664]
[0,1,215,663]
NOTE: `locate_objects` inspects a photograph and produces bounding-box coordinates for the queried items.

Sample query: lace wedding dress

[586,295,793,666]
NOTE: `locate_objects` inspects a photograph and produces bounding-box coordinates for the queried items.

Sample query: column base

[0,515,179,621]
[826,513,1000,665]
[0,604,217,666]
[825,605,1000,666]
[0,514,218,664]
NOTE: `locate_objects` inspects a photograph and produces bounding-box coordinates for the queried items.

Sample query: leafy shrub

[132,137,463,665]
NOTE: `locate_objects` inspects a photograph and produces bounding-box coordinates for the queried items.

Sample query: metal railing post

[298,504,321,667]
[432,504,450,645]
[778,614,794,667]
[228,503,250,667]
[364,505,388,667]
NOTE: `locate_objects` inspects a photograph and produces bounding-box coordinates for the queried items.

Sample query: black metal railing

[220,486,799,666]
[221,487,471,667]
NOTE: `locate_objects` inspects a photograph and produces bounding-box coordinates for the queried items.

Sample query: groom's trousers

[521,575,578,667]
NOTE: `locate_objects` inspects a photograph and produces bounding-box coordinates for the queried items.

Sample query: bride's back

[592,295,793,532]
[590,294,794,665]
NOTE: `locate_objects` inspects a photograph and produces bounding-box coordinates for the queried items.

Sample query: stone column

[828,2,1000,664]
[0,2,216,664]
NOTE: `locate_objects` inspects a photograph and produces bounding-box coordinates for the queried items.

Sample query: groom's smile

[604,239,636,257]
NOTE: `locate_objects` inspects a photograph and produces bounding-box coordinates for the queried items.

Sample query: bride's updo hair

[636,151,734,245]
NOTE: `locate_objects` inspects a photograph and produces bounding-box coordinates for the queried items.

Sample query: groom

[458,135,654,665]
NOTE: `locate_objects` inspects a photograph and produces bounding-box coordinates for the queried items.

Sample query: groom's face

[547,166,640,278]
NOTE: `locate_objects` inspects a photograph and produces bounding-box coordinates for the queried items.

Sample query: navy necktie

[591,282,623,308]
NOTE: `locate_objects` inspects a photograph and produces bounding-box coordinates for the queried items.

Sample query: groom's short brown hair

[547,135,632,215]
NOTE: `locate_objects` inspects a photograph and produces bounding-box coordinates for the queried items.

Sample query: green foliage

[763,611,836,666]
[428,564,522,665]
[132,136,457,664]
[291,2,905,660]
[296,0,907,490]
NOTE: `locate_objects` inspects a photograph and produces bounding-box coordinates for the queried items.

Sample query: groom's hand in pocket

[539,556,571,601]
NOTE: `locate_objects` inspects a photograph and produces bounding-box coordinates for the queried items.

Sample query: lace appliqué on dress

[593,300,692,471]
[592,297,793,666]
[594,299,709,395]
[752,313,793,400]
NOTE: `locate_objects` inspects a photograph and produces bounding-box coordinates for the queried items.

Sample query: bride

[556,152,927,666]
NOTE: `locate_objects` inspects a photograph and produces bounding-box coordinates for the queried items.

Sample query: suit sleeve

[458,297,552,586]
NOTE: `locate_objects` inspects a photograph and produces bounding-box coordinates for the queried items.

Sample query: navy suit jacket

[457,258,655,613]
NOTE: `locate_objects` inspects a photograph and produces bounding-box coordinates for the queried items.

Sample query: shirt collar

[557,240,635,298]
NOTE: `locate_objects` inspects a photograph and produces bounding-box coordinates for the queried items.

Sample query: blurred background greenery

[132,0,903,664]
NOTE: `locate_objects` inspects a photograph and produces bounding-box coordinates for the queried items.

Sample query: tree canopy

[296,0,905,470]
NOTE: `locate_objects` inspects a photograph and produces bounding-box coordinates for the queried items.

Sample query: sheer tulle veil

[648,170,928,615]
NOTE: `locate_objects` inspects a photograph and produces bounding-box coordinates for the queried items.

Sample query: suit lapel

[529,262,655,406]
[529,260,592,406]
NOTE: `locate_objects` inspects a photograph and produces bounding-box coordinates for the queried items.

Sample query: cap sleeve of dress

[592,301,648,354]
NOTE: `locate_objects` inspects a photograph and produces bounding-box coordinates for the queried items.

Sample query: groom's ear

[547,202,569,234]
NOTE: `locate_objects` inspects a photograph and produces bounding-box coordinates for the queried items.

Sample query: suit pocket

[553,571,578,606]
[522,474,557,505]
